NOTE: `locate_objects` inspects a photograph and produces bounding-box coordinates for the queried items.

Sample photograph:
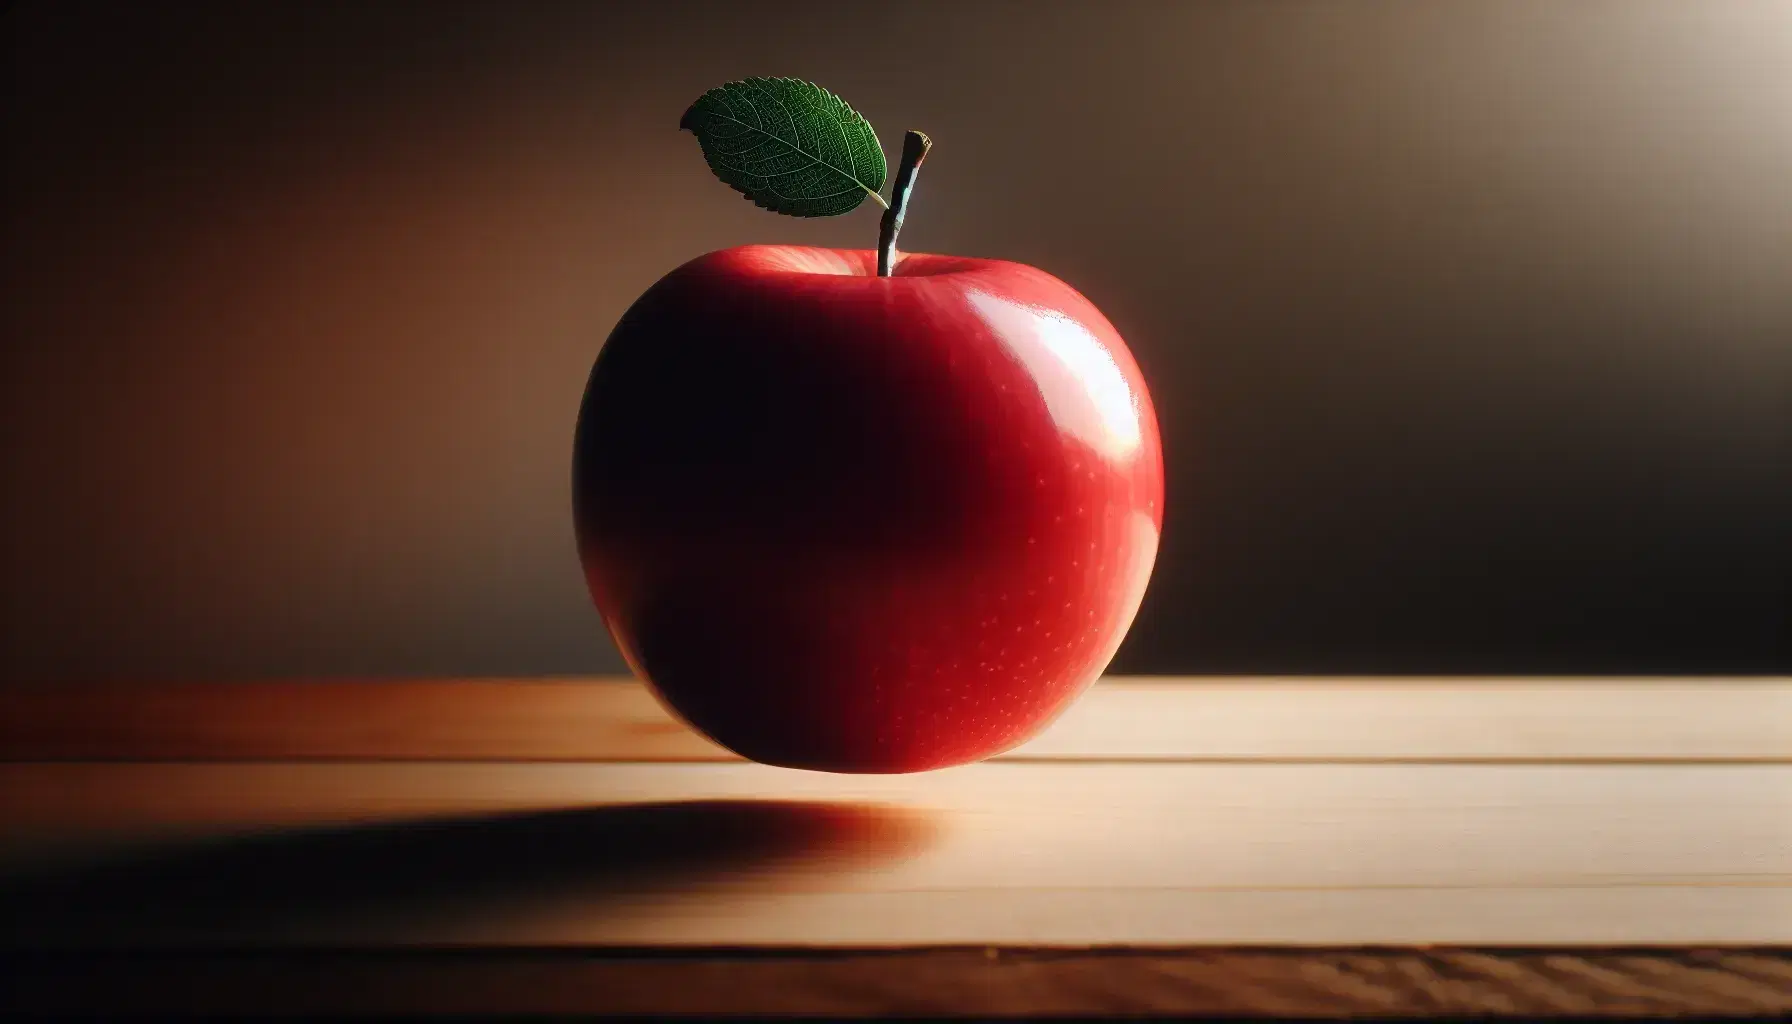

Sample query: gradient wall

[4,0,1787,683]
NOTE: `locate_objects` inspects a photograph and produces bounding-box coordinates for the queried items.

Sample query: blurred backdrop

[3,0,1787,684]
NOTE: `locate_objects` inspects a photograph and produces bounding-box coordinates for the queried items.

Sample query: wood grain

[4,760,1787,947]
[6,948,1789,1018]
[6,677,1787,1016]
[3,676,1787,762]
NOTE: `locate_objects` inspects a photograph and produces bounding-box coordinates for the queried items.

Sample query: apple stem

[877,130,932,277]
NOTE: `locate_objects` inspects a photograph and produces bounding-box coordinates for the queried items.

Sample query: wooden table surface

[3,676,1788,1018]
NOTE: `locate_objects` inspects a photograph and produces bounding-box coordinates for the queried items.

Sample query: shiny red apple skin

[573,244,1163,773]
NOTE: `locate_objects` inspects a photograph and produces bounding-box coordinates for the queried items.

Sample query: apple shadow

[1,799,938,946]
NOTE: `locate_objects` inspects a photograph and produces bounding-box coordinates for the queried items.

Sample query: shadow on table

[1,799,938,945]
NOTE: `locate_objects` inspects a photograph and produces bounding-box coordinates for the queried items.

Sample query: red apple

[573,244,1163,772]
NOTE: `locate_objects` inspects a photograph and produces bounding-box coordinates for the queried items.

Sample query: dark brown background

[3,0,1787,684]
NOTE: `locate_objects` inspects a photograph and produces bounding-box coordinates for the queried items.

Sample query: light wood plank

[5,760,1787,947]
[1024,676,1792,762]
[2,676,1786,762]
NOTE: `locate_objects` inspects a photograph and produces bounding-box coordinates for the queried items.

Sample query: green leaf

[680,77,888,217]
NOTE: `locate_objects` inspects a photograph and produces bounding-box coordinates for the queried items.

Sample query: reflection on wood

[3,676,1788,762]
